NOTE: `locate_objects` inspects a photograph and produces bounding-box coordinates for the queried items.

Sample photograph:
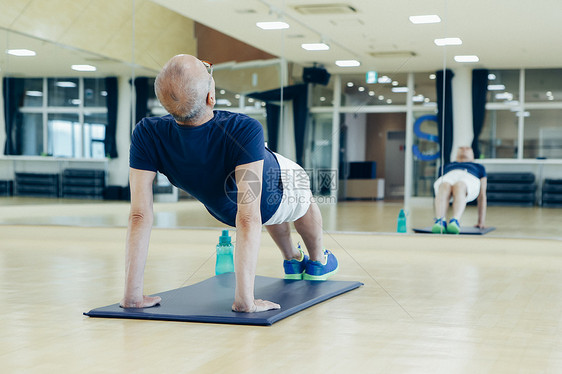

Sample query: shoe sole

[303,265,339,281]
[284,272,304,280]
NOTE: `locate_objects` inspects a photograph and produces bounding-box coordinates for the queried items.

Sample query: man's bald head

[155,54,213,124]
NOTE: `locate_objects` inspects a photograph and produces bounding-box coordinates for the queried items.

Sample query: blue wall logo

[413,114,440,161]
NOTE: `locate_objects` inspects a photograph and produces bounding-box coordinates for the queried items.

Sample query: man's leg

[434,182,452,219]
[265,223,300,261]
[293,202,324,262]
[451,182,468,220]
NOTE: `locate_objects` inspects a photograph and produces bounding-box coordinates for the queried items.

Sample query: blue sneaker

[447,218,461,235]
[431,218,447,234]
[303,250,338,281]
[283,247,309,280]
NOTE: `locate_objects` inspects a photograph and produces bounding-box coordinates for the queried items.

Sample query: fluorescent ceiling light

[56,81,77,88]
[25,91,43,97]
[71,99,82,105]
[409,15,441,24]
[488,84,506,91]
[454,55,479,62]
[256,21,289,30]
[336,60,360,67]
[72,64,96,72]
[7,49,36,56]
[392,87,409,93]
[434,37,462,46]
[301,43,329,51]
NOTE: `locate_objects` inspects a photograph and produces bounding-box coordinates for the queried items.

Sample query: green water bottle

[215,230,234,275]
[397,209,407,233]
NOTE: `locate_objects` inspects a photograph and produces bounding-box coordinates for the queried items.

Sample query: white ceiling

[152,0,562,74]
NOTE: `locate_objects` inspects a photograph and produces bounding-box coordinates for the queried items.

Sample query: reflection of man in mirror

[122,54,338,312]
[432,146,487,234]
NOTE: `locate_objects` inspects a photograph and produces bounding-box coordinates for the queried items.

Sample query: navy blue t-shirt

[441,162,487,179]
[129,110,282,226]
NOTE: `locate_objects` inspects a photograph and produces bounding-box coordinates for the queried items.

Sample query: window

[18,77,108,158]
[479,69,562,159]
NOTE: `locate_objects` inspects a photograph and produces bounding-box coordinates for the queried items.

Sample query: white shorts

[264,153,312,225]
[433,169,481,203]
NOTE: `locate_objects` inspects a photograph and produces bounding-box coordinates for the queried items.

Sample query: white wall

[344,113,366,162]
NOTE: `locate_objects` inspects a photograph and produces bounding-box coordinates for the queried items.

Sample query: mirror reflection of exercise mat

[413,226,495,235]
[84,273,363,326]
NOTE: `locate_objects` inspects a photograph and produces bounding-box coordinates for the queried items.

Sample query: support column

[451,67,474,160]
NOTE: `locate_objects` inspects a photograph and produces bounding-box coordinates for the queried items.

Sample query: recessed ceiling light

[454,55,479,62]
[546,91,553,96]
[392,87,409,93]
[413,95,424,102]
[72,64,96,72]
[378,95,384,100]
[7,49,36,57]
[368,91,375,96]
[358,87,365,92]
[495,92,513,100]
[434,37,462,46]
[488,73,496,80]
[429,74,436,80]
[378,76,392,84]
[392,81,399,86]
[256,21,289,30]
[301,43,330,51]
[320,97,326,101]
[220,89,226,94]
[347,82,354,87]
[56,81,77,88]
[71,99,82,105]
[386,99,392,104]
[101,91,108,96]
[336,60,360,67]
[409,15,441,24]
[488,84,506,91]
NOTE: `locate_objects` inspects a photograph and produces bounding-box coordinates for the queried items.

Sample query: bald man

[121,54,338,313]
[432,146,487,234]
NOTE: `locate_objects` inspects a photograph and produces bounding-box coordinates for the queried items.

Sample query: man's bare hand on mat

[120,295,161,308]
[232,299,280,313]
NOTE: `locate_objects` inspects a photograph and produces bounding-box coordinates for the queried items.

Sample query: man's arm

[231,160,280,313]
[476,176,487,228]
[120,167,161,308]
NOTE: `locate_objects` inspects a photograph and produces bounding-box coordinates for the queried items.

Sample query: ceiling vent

[294,4,357,15]
[368,51,417,58]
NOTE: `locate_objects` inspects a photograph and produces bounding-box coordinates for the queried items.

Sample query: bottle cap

[219,229,231,245]
[399,209,406,218]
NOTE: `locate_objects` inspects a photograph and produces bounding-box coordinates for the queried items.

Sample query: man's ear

[207,92,215,106]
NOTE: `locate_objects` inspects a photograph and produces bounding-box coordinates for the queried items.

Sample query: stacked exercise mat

[486,172,536,206]
[15,173,59,197]
[0,180,13,196]
[62,169,106,200]
[542,179,562,207]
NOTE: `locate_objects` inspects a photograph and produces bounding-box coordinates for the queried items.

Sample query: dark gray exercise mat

[413,226,495,235]
[84,273,363,326]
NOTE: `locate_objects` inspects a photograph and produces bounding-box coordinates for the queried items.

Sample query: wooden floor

[1,198,562,373]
